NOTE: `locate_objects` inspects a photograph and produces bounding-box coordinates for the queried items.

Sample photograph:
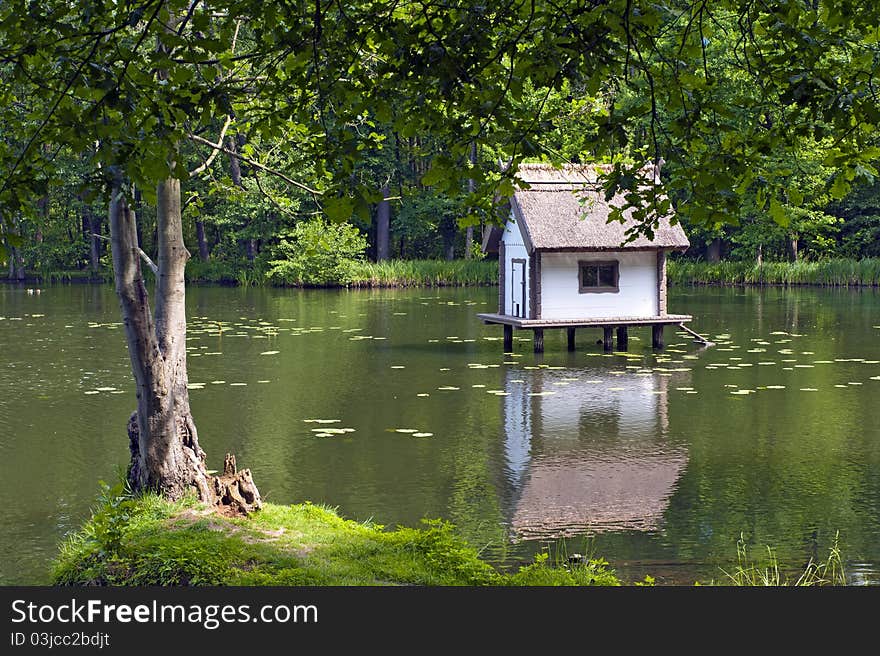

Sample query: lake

[1,283,879,585]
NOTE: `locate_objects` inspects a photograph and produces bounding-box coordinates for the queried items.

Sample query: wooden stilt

[567,327,576,352]
[503,324,513,352]
[533,328,544,353]
[652,324,664,349]
[603,326,614,352]
[616,326,629,351]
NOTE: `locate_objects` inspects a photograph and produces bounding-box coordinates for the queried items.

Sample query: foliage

[668,258,880,286]
[719,533,846,586]
[266,220,367,286]
[349,259,497,287]
[505,548,620,587]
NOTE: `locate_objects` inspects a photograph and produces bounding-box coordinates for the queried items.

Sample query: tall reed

[668,258,880,287]
[349,259,498,287]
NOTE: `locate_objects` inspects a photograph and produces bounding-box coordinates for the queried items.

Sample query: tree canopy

[1,1,877,242]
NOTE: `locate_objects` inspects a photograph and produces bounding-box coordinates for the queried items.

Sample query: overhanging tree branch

[187,133,323,196]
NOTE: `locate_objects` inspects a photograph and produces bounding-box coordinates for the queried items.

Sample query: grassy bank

[53,490,618,586]
[349,259,497,287]
[184,258,498,288]
[668,258,880,287]
[54,489,849,587]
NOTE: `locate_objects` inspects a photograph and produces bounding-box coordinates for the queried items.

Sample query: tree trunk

[11,216,25,280]
[196,220,210,260]
[87,206,102,278]
[445,242,455,261]
[227,135,255,262]
[14,247,25,281]
[134,186,144,249]
[464,142,476,260]
[110,180,208,500]
[706,237,722,263]
[109,180,261,513]
[756,243,763,266]
[376,185,390,261]
[789,236,798,262]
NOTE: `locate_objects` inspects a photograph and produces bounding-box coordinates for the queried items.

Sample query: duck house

[478,163,694,352]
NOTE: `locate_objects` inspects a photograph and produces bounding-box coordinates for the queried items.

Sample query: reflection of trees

[660,287,880,578]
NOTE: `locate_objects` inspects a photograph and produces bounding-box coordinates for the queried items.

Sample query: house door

[511,259,526,318]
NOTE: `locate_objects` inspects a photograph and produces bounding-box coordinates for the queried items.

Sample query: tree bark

[196,220,210,260]
[14,247,24,281]
[376,185,390,261]
[110,180,261,513]
[87,206,102,278]
[110,180,207,500]
[134,186,144,249]
[227,135,255,262]
[756,243,763,266]
[464,142,476,259]
[789,236,798,262]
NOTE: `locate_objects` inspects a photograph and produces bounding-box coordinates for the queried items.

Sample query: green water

[1,284,879,585]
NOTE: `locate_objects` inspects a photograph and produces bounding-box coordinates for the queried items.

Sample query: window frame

[578,259,620,294]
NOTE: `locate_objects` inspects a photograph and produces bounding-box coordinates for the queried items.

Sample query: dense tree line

[5,2,879,283]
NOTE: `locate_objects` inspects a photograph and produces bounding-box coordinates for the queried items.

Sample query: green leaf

[830,173,849,199]
[322,196,354,222]
[421,164,446,187]
[769,198,789,226]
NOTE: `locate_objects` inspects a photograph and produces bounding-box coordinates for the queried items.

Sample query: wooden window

[578,260,619,293]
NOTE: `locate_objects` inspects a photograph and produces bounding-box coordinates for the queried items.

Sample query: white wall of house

[502,217,530,317]
[540,251,658,319]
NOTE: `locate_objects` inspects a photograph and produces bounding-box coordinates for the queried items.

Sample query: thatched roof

[510,163,689,252]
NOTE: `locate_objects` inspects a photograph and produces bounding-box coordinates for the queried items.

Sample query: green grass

[53,487,850,587]
[714,533,847,586]
[184,258,498,288]
[52,490,618,586]
[668,258,880,287]
[348,259,498,288]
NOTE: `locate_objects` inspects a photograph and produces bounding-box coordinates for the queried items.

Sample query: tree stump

[211,453,263,516]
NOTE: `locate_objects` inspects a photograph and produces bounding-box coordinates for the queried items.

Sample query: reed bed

[668,258,880,287]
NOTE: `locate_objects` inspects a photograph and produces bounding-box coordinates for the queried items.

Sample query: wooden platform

[476,313,692,329]
[476,313,694,353]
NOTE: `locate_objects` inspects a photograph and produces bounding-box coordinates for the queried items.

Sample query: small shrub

[267,220,368,286]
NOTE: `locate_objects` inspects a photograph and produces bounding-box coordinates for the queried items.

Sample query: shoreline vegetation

[54,488,846,587]
[8,257,880,289]
[667,258,880,287]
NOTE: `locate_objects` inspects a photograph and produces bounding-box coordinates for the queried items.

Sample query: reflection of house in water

[501,367,689,540]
